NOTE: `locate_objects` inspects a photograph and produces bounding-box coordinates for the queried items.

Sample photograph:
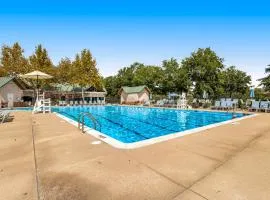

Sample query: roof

[119,85,150,94]
[53,84,77,92]
[21,70,53,79]
[52,83,106,93]
[0,76,15,88]
[0,76,32,90]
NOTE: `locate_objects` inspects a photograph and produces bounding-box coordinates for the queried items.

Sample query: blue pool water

[51,106,246,143]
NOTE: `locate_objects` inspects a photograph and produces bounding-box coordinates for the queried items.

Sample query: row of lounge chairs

[155,99,177,108]
[249,101,270,112]
[212,99,270,112]
[59,100,105,106]
[0,110,12,124]
[212,99,239,110]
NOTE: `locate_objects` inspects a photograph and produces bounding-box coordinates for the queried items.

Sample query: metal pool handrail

[78,112,101,133]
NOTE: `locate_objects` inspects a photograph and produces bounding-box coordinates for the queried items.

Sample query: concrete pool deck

[1,112,270,200]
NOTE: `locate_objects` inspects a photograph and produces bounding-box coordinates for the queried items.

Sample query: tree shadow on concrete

[39,172,111,200]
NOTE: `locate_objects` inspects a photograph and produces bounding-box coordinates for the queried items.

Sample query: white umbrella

[21,70,53,100]
[22,70,52,82]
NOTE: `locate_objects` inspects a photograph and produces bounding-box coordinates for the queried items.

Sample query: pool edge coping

[54,111,259,149]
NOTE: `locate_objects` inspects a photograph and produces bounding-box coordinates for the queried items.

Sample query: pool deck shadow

[1,111,270,200]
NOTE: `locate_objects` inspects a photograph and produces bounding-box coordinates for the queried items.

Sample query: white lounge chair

[60,100,67,106]
[74,101,78,106]
[212,101,221,110]
[69,101,74,106]
[156,100,164,107]
[259,101,269,112]
[0,110,11,123]
[232,99,238,108]
[249,101,260,112]
[220,100,227,110]
[226,100,234,109]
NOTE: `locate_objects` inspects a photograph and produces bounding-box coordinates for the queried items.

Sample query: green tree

[29,44,54,74]
[161,58,179,93]
[72,49,103,101]
[56,58,74,85]
[161,58,191,94]
[259,64,270,92]
[73,49,102,89]
[117,62,139,86]
[254,88,267,101]
[28,44,55,88]
[181,48,224,99]
[104,76,119,97]
[0,42,29,75]
[222,66,251,98]
[133,64,164,94]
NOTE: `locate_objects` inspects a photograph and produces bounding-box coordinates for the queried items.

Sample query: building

[0,76,34,108]
[45,84,107,104]
[118,85,151,104]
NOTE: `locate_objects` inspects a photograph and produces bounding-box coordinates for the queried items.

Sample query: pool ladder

[78,112,101,133]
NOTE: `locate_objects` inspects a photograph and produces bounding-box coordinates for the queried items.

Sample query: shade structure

[249,88,255,98]
[21,70,53,102]
[21,70,53,79]
[21,70,53,88]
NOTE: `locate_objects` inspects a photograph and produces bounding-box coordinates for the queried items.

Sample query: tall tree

[72,49,103,101]
[161,58,179,93]
[161,58,192,94]
[73,49,102,89]
[56,58,74,85]
[181,48,224,99]
[28,44,55,88]
[222,66,251,98]
[133,64,164,94]
[117,62,139,87]
[259,64,270,92]
[29,44,54,74]
[0,42,29,75]
[104,76,119,97]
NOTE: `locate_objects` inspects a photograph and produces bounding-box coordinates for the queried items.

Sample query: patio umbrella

[21,70,53,100]
[21,70,53,87]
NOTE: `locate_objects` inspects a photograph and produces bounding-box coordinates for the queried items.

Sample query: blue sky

[0,0,269,86]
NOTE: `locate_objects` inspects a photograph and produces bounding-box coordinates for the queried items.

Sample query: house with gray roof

[0,76,34,108]
[118,85,151,104]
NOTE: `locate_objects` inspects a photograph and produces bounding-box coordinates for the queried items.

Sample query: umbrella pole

[36,76,38,101]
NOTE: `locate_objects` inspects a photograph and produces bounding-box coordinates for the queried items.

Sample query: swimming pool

[53,105,250,148]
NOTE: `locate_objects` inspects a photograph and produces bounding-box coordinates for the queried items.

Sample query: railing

[78,112,101,133]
